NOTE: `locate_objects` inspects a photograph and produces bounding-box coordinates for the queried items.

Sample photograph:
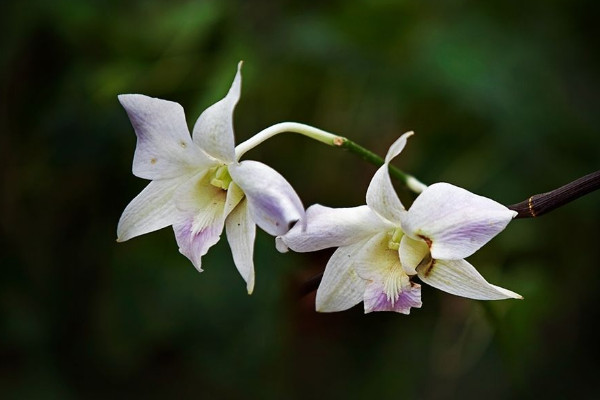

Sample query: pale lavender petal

[118,94,213,180]
[229,160,304,236]
[417,258,522,300]
[365,132,413,223]
[225,199,257,294]
[117,175,190,242]
[347,232,421,313]
[363,281,422,314]
[402,182,517,260]
[171,173,235,271]
[315,240,370,313]
[276,204,389,253]
[173,212,224,272]
[192,62,242,163]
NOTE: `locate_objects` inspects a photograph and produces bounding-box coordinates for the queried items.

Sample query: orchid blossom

[277,132,521,313]
[117,62,304,294]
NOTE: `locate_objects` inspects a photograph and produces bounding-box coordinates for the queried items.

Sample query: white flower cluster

[118,63,521,314]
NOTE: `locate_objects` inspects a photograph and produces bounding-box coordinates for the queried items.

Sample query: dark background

[1,0,599,398]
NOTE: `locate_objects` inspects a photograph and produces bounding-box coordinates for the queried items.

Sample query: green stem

[234,122,426,194]
[335,137,427,193]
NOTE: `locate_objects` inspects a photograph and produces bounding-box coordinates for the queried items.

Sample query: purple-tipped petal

[171,174,243,271]
[226,199,257,294]
[363,281,422,314]
[365,132,413,223]
[351,232,421,314]
[173,215,224,272]
[277,204,389,253]
[192,62,242,163]
[402,182,517,260]
[316,240,370,312]
[417,258,522,300]
[117,175,189,242]
[118,94,213,180]
[229,160,304,236]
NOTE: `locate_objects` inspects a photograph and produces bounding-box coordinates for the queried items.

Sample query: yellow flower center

[387,227,404,251]
[209,165,232,191]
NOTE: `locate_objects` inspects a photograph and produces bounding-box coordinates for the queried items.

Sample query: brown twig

[507,170,600,218]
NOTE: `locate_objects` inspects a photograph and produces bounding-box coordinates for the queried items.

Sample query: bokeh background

[1,0,599,398]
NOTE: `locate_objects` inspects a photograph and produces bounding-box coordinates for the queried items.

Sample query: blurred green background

[1,0,599,398]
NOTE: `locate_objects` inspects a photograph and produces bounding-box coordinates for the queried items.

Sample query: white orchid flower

[277,132,521,314]
[117,62,304,294]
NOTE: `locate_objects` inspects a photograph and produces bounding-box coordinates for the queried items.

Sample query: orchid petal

[229,160,304,236]
[402,182,517,260]
[117,176,189,242]
[399,235,429,275]
[417,258,522,300]
[353,233,402,281]
[365,132,413,223]
[315,241,369,313]
[118,94,212,180]
[276,204,389,253]
[363,281,422,314]
[173,170,242,217]
[352,233,422,314]
[171,174,243,271]
[384,131,413,163]
[192,62,242,163]
[173,213,224,273]
[226,199,257,294]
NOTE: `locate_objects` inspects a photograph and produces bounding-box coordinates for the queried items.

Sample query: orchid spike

[117,62,305,294]
[278,132,521,314]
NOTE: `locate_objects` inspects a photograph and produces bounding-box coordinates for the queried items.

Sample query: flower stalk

[235,122,427,194]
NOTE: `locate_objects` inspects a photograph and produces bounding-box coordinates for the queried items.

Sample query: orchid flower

[117,62,304,294]
[277,132,521,314]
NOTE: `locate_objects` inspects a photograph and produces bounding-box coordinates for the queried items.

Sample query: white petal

[384,131,413,163]
[117,176,189,242]
[226,199,257,294]
[118,94,213,180]
[399,235,429,275]
[417,258,522,300]
[192,62,242,163]
[315,241,369,313]
[224,181,246,218]
[366,166,406,224]
[365,132,413,223]
[229,160,304,236]
[171,175,243,271]
[276,204,389,253]
[402,182,517,260]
